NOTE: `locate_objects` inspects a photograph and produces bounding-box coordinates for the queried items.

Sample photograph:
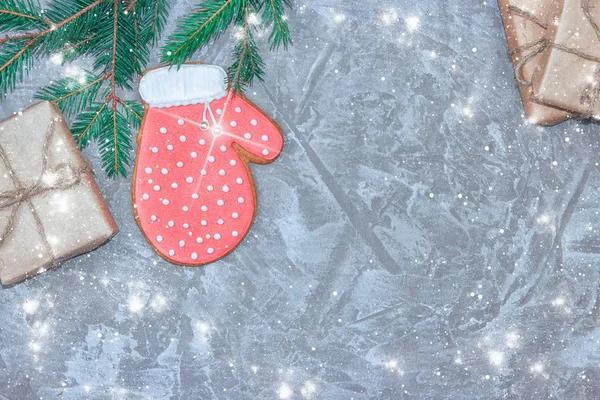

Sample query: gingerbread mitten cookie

[132,64,284,265]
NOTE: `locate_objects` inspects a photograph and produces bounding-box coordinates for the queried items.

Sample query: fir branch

[163,0,292,92]
[0,38,35,93]
[119,98,143,129]
[161,0,240,66]
[99,103,133,177]
[136,0,168,45]
[0,0,108,94]
[71,101,108,149]
[0,0,47,30]
[34,71,108,117]
[227,5,264,92]
[262,0,291,50]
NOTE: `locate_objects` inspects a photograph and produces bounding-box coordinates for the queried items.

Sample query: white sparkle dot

[199,139,206,145]
[230,121,237,127]
[217,219,224,225]
[176,161,184,167]
[179,240,185,247]
[230,160,237,166]
[186,176,194,183]
[235,107,241,113]
[208,156,215,162]
[201,169,207,175]
[236,178,243,184]
[161,168,168,175]
[151,147,158,153]
[201,205,208,211]
[168,220,174,227]
[171,182,178,188]
[232,212,239,218]
[178,119,184,125]
[162,199,169,205]
[168,249,175,256]
[220,145,227,152]
[217,199,224,206]
[191,252,198,260]
[244,133,251,139]
[250,119,257,126]
[192,193,199,199]
[153,185,160,191]
[238,197,244,203]
[261,135,268,141]
[201,220,207,226]
[151,215,157,221]
[167,144,173,150]
[182,205,189,212]
[232,230,239,237]
[219,169,226,176]
[214,233,221,240]
[222,185,229,192]
[207,247,214,254]
[207,185,214,191]
[196,237,203,243]
[159,127,167,134]
[179,135,187,142]
[142,193,149,200]
[156,235,163,242]
[144,167,152,174]
[262,149,269,156]
[190,152,197,158]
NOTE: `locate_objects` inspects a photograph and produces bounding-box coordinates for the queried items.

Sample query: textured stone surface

[1,0,599,399]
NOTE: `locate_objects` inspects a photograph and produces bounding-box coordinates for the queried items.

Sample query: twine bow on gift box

[0,118,91,267]
[509,0,600,117]
[508,0,600,118]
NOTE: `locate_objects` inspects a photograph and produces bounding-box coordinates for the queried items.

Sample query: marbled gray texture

[1,0,598,399]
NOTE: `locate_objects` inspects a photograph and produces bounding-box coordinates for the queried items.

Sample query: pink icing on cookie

[133,65,283,265]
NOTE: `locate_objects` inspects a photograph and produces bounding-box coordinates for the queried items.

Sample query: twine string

[0,119,90,267]
[509,1,600,116]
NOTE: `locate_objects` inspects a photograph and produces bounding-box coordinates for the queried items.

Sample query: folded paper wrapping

[0,101,118,285]
[533,0,600,117]
[498,0,569,125]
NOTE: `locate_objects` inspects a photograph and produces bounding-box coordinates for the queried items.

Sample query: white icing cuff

[139,64,228,108]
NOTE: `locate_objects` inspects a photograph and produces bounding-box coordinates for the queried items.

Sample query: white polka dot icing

[133,92,284,265]
[160,127,167,133]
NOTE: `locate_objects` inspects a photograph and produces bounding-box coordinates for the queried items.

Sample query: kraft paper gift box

[498,0,570,124]
[532,0,600,118]
[0,101,118,285]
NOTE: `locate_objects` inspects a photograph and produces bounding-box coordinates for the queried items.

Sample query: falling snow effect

[0,0,599,399]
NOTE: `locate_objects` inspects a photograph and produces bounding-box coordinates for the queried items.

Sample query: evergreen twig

[162,0,292,92]
[0,0,169,177]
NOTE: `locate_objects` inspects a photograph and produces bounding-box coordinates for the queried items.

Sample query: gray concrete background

[2,0,600,398]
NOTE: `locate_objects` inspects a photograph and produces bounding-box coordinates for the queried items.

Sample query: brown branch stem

[0,0,107,73]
